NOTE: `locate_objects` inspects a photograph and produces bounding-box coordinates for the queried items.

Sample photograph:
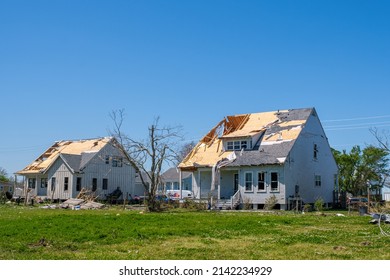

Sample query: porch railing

[231,190,241,209]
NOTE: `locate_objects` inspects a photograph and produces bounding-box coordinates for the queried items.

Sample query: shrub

[243,197,253,210]
[314,198,324,212]
[264,195,278,210]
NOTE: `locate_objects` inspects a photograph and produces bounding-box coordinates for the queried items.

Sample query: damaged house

[16,137,135,201]
[178,108,338,210]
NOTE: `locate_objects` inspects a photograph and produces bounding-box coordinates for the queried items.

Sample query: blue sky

[1,0,390,175]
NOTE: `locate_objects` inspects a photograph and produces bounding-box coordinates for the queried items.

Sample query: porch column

[179,169,182,199]
[218,175,221,200]
[198,170,201,199]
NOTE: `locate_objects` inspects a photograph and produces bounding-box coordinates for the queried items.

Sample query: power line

[324,121,390,130]
[323,114,390,123]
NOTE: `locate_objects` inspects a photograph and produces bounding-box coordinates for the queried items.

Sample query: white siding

[79,143,135,200]
[47,158,73,200]
[239,166,286,206]
[285,112,338,204]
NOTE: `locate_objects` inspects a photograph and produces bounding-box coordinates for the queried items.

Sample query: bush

[314,198,324,212]
[264,195,278,210]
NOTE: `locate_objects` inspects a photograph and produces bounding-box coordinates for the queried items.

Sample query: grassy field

[0,205,389,260]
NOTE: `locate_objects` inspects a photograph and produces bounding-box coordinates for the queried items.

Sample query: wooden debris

[76,188,99,201]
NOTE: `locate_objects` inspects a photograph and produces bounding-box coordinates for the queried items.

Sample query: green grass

[0,205,389,260]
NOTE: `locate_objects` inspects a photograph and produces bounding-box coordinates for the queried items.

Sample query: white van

[166,190,193,199]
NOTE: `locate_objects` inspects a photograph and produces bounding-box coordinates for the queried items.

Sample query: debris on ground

[60,198,105,210]
[76,188,99,201]
[369,212,390,224]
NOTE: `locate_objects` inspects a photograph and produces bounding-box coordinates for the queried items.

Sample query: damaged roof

[17,137,112,175]
[179,108,314,170]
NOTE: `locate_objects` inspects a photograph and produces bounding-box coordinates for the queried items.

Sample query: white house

[178,108,338,210]
[16,137,136,201]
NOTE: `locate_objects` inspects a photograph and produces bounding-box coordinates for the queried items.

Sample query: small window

[313,144,318,160]
[40,178,48,188]
[105,155,110,164]
[315,175,321,187]
[258,172,266,191]
[112,156,123,167]
[227,140,250,151]
[64,177,69,191]
[270,172,279,192]
[245,172,253,192]
[102,178,108,190]
[76,177,82,192]
[92,178,97,191]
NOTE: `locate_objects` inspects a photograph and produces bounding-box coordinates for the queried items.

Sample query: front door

[233,173,239,193]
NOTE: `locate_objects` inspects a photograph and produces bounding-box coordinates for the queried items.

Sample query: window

[64,177,69,191]
[112,156,123,167]
[102,178,108,190]
[258,172,266,191]
[76,177,82,192]
[40,178,48,188]
[105,155,110,164]
[315,175,321,187]
[28,178,36,189]
[92,178,97,191]
[270,172,279,192]
[313,144,318,160]
[226,140,250,151]
[245,172,253,192]
[51,177,56,191]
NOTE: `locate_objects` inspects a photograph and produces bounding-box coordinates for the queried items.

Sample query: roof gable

[17,137,112,174]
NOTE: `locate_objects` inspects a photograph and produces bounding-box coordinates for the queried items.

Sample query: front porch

[190,168,287,210]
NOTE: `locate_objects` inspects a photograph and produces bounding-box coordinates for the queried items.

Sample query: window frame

[112,156,123,167]
[257,171,266,192]
[244,171,253,192]
[102,178,108,190]
[226,140,250,151]
[315,175,322,187]
[76,177,82,192]
[64,177,69,191]
[313,143,319,160]
[270,172,279,192]
[92,178,97,192]
[40,178,48,188]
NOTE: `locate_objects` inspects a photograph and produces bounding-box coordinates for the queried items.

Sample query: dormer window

[226,140,251,151]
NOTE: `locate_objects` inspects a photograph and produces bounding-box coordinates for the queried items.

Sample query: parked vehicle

[166,190,193,199]
[347,197,368,205]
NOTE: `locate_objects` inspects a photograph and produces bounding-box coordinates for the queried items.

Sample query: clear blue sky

[1,0,390,175]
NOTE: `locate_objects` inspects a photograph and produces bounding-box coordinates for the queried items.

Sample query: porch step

[215,199,240,210]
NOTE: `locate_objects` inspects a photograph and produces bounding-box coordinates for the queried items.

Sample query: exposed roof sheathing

[179,108,313,170]
[17,137,111,175]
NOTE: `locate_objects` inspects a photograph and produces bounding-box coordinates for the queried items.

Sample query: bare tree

[174,141,197,165]
[370,127,390,152]
[110,109,183,211]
